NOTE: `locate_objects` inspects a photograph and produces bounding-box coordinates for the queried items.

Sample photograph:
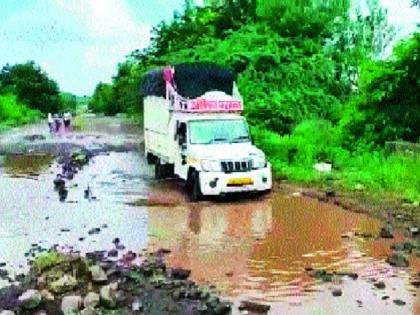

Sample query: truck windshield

[189,119,250,144]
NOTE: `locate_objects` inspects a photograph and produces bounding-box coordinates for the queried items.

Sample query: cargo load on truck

[143,62,272,201]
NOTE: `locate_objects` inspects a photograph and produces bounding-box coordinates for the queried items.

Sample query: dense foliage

[89,0,419,200]
[0,61,60,113]
[0,61,84,129]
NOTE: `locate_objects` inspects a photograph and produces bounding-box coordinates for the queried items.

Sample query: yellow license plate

[228,178,254,186]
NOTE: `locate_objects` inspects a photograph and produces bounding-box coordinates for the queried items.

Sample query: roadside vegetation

[88,0,419,204]
[0,61,87,131]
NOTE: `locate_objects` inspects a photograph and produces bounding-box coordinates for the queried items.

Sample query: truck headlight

[201,159,222,172]
[252,155,266,169]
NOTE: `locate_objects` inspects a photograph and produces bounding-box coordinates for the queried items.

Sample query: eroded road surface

[0,117,419,314]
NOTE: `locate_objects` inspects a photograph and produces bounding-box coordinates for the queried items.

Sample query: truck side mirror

[178,135,185,146]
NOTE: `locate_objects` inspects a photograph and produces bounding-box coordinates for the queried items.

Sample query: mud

[1,117,419,315]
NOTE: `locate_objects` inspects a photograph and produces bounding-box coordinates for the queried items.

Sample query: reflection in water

[1,154,53,177]
[148,195,418,314]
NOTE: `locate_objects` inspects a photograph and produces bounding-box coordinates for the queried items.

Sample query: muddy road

[0,117,419,314]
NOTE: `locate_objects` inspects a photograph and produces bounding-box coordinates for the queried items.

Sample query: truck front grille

[221,160,252,173]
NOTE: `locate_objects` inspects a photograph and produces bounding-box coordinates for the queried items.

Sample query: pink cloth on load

[163,67,173,84]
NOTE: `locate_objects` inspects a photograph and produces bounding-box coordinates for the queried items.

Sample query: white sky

[0,0,418,95]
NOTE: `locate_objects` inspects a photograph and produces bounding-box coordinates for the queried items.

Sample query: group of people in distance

[48,112,72,133]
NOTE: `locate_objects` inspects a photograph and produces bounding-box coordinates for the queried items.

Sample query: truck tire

[154,159,162,179]
[189,171,202,202]
[146,153,155,165]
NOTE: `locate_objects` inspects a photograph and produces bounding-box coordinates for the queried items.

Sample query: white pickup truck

[143,63,272,200]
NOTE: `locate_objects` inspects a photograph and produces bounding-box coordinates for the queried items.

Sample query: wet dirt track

[0,117,418,314]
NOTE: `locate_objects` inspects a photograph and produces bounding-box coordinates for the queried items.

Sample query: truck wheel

[190,171,202,202]
[146,153,155,165]
[154,159,162,179]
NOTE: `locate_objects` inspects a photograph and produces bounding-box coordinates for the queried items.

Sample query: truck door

[174,121,189,180]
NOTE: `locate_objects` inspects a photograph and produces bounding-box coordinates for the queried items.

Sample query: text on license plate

[227,178,254,186]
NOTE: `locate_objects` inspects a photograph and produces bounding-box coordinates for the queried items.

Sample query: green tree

[89,82,113,114]
[0,61,60,113]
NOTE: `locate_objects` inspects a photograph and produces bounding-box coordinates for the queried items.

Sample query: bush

[33,251,64,273]
[0,93,41,128]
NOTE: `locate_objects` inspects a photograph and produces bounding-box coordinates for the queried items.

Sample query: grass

[33,251,65,273]
[251,122,420,203]
[0,93,42,133]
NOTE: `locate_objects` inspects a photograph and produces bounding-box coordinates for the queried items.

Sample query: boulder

[171,268,191,280]
[40,289,55,301]
[61,295,82,314]
[238,300,270,313]
[100,282,118,308]
[332,288,343,296]
[387,253,409,267]
[80,307,96,315]
[83,292,100,308]
[393,299,406,306]
[89,265,108,283]
[373,281,386,289]
[379,227,393,238]
[18,289,42,309]
[49,274,78,293]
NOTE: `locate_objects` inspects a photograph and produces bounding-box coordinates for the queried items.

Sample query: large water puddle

[146,194,420,314]
[0,150,418,314]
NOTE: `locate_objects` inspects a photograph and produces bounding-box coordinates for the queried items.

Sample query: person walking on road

[54,114,61,133]
[48,113,54,133]
[63,112,72,130]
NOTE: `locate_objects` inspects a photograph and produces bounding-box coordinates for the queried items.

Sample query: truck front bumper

[199,163,272,196]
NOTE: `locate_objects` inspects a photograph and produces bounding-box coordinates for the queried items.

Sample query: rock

[112,237,120,245]
[393,299,406,306]
[100,282,118,308]
[83,292,100,308]
[387,253,409,267]
[379,227,393,238]
[0,311,15,315]
[132,299,143,311]
[391,243,406,251]
[0,262,6,267]
[53,177,65,188]
[239,300,270,313]
[410,280,420,287]
[37,276,46,290]
[88,227,101,235]
[80,307,96,315]
[213,303,231,314]
[108,249,118,257]
[49,274,78,293]
[61,295,82,314]
[206,296,220,308]
[313,162,331,172]
[341,232,352,239]
[332,288,343,296]
[89,265,108,283]
[382,295,389,300]
[171,268,191,280]
[325,188,335,198]
[40,289,55,301]
[18,289,42,309]
[410,227,419,237]
[354,183,365,192]
[374,281,386,289]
